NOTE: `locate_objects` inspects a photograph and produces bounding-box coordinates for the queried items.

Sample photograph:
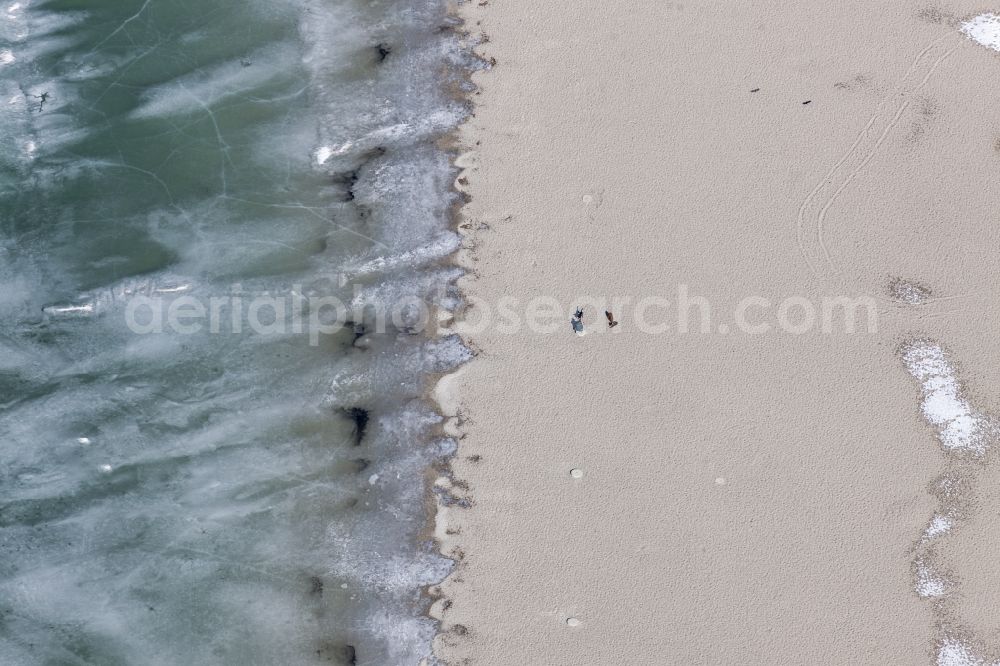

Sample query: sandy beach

[433,0,1000,663]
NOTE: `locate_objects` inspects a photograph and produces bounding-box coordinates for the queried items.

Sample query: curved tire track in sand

[796,37,956,278]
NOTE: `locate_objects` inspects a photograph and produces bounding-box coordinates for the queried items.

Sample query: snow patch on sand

[889,277,931,305]
[961,14,1000,51]
[924,514,953,539]
[902,340,989,454]
[939,640,999,666]
[915,559,948,598]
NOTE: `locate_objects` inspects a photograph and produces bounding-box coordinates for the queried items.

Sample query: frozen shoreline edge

[422,2,489,663]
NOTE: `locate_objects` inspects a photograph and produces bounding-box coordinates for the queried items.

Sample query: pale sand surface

[434,1,1000,663]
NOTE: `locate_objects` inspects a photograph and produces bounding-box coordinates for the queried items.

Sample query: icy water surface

[0,0,473,663]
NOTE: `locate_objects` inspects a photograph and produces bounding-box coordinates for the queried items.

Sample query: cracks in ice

[179,81,234,196]
[219,195,391,251]
[91,42,163,106]
[88,0,153,54]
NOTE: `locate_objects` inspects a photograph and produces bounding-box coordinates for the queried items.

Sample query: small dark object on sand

[750,88,760,93]
[574,307,583,320]
[802,100,812,105]
[376,43,391,62]
[605,311,618,328]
